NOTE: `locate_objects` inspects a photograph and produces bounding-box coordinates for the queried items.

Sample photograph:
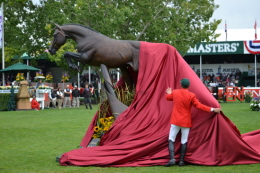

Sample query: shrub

[0,94,12,111]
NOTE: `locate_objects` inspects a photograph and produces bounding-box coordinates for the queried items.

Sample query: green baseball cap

[180,78,190,88]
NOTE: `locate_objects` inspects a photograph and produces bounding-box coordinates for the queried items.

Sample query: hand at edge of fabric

[166,87,172,94]
[213,108,221,113]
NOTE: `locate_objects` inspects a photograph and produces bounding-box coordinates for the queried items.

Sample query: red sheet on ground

[60,42,260,166]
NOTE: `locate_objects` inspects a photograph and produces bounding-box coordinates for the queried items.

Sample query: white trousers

[63,97,71,108]
[168,124,190,144]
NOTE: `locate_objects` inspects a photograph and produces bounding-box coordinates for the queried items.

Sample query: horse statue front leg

[63,52,81,72]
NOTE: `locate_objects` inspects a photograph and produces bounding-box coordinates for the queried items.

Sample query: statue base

[17,98,31,110]
[87,138,100,147]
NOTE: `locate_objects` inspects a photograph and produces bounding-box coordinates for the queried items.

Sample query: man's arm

[192,95,221,113]
[49,92,52,99]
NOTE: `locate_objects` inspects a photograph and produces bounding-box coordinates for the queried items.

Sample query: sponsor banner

[186,40,260,56]
[215,87,260,101]
[186,41,244,55]
[189,63,258,74]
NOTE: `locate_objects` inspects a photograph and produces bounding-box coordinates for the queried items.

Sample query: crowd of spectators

[79,73,100,87]
[199,70,242,87]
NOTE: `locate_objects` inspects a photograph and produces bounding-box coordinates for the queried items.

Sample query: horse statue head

[49,24,68,55]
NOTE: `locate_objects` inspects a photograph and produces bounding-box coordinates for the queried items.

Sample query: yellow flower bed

[92,85,135,140]
[46,74,53,83]
[0,86,20,90]
[61,73,70,82]
[36,71,45,77]
[92,116,114,139]
[16,73,25,82]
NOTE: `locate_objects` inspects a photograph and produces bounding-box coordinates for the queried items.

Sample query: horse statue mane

[60,23,100,34]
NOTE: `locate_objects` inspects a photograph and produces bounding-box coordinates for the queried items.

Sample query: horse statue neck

[61,24,105,42]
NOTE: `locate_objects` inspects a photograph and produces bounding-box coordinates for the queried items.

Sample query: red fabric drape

[60,42,260,166]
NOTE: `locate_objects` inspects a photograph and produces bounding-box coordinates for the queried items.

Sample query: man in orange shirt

[164,78,221,167]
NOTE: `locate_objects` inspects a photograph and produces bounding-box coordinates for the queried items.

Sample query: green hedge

[0,93,17,111]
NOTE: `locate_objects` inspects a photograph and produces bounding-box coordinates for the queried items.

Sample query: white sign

[190,63,258,74]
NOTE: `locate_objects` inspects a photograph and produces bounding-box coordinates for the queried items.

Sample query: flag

[254,20,257,40]
[0,3,3,48]
[244,40,260,54]
[225,21,227,41]
[1,2,4,87]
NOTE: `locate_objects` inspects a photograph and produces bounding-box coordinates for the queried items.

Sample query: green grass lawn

[0,102,259,173]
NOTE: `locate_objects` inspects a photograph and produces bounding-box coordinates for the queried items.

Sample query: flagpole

[88,66,91,84]
[200,55,202,81]
[77,61,80,88]
[255,54,257,87]
[254,19,257,87]
[1,3,4,86]
[27,59,29,81]
[225,20,227,41]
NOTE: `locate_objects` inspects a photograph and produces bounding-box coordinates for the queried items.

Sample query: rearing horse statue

[48,24,141,118]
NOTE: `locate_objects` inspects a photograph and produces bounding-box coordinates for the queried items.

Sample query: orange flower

[103,126,109,131]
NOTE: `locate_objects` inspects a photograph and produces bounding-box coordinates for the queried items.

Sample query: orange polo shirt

[166,88,211,128]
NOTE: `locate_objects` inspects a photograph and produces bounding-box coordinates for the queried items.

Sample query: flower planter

[31,82,56,88]
[37,89,51,93]
[0,89,19,94]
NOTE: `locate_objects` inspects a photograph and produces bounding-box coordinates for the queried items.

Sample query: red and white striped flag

[254,20,257,40]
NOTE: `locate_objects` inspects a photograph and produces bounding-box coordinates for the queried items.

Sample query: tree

[0,0,48,68]
[40,0,220,54]
[1,0,221,70]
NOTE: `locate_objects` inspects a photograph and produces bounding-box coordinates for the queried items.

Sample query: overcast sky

[32,0,259,41]
[211,0,260,41]
[212,0,259,30]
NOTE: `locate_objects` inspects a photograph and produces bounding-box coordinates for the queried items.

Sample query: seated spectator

[12,81,18,86]
[5,81,11,86]
[35,79,44,89]
[31,96,40,111]
[230,81,235,86]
